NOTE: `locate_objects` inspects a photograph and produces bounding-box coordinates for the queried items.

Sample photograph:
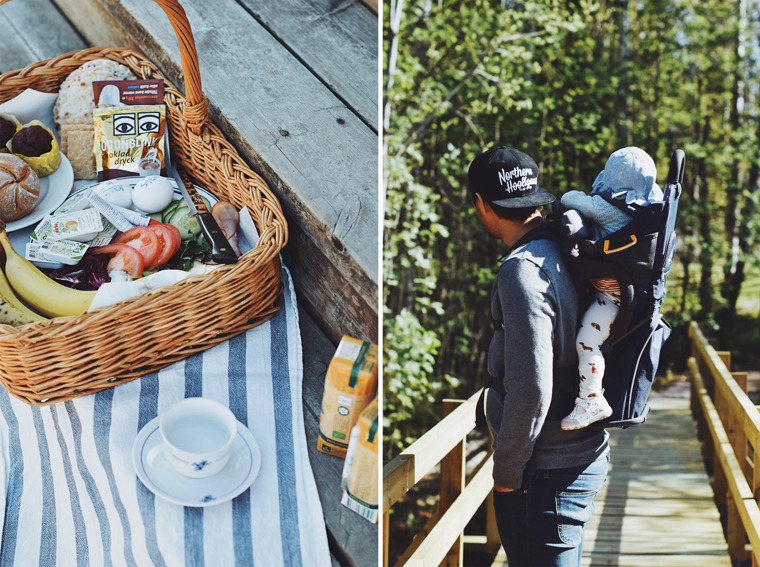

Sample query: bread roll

[0,154,40,222]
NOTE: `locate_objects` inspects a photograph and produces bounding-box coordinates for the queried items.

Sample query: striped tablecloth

[0,266,331,567]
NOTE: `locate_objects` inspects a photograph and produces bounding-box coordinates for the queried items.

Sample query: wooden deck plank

[0,0,87,73]
[491,392,732,567]
[236,0,378,129]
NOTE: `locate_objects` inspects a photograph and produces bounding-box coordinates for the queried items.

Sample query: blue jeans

[493,452,609,567]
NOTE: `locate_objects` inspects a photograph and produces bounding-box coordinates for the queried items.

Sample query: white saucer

[132,416,261,507]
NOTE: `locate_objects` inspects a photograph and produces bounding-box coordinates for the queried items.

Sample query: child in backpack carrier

[560,147,664,430]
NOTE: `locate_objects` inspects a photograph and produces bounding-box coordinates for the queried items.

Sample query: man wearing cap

[469,146,609,566]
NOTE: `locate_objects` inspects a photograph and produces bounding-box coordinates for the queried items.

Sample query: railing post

[733,372,750,481]
[383,509,390,567]
[483,427,500,555]
[713,385,728,506]
[440,399,465,566]
[727,490,749,561]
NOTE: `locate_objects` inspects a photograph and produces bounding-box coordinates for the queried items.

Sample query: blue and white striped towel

[0,266,331,566]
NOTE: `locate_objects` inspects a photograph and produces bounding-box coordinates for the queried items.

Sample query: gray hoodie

[486,231,609,489]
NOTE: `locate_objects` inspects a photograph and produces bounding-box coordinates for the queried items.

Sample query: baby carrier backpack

[558,149,684,428]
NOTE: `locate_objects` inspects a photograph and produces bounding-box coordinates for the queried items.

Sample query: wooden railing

[382,391,500,566]
[688,321,759,566]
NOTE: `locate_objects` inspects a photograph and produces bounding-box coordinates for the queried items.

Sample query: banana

[0,230,96,318]
[0,267,47,325]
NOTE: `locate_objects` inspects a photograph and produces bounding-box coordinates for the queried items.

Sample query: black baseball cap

[468,146,556,208]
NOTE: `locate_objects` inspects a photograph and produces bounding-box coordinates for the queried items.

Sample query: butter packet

[93,104,166,181]
[50,208,103,242]
[30,216,54,243]
[25,242,64,268]
[39,239,89,265]
[88,218,118,247]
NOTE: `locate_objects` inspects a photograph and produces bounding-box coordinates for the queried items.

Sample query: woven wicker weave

[0,0,287,405]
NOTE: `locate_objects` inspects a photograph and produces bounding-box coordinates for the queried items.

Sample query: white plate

[132,416,261,507]
[5,153,74,232]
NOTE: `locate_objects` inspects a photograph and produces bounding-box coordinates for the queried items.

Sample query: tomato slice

[91,243,145,278]
[114,226,160,267]
[146,223,182,267]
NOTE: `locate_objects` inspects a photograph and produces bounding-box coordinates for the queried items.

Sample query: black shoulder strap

[505,221,559,254]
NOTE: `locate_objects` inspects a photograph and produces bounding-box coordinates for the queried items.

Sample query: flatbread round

[53,59,136,131]
[54,59,135,179]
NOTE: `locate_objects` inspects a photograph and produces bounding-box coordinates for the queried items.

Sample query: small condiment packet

[53,191,91,216]
[31,216,55,243]
[39,239,89,265]
[88,218,118,247]
[86,189,134,232]
[50,208,103,242]
[25,242,64,268]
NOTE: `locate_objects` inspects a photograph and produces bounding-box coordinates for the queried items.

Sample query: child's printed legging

[576,290,621,398]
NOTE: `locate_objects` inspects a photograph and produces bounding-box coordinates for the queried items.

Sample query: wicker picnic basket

[0,0,287,405]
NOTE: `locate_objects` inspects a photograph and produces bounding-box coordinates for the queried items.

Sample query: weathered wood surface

[489,391,731,567]
[301,307,378,567]
[236,0,377,129]
[46,0,379,344]
[0,0,87,73]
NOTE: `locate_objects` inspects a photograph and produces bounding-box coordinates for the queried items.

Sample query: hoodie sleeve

[490,253,557,489]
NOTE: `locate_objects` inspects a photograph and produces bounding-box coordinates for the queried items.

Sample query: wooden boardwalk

[492,388,732,567]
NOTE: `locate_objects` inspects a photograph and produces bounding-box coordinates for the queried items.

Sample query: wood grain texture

[237,0,378,129]
[51,0,379,341]
[0,0,87,73]
[301,306,378,567]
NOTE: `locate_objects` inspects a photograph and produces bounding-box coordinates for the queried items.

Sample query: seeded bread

[0,154,40,222]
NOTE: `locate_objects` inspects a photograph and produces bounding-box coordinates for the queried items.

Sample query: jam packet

[93,104,167,181]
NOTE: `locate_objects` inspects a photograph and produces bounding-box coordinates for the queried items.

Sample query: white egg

[131,175,175,214]
[93,180,133,209]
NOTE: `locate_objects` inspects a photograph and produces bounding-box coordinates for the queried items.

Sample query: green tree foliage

[383,0,760,457]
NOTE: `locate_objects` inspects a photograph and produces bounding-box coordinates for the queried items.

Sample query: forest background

[383,0,760,460]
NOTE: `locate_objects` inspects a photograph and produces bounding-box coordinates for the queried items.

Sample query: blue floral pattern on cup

[192,460,209,471]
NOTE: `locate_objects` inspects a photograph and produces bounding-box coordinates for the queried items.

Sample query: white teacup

[149,398,238,478]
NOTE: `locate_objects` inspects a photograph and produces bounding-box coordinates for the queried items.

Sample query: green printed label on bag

[349,341,370,388]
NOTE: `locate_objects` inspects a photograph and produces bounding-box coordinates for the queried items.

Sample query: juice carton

[318,336,378,458]
[340,397,379,523]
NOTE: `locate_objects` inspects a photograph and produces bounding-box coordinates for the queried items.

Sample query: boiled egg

[132,175,174,213]
[93,180,133,209]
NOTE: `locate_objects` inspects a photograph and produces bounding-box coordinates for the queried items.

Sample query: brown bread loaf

[0,154,40,222]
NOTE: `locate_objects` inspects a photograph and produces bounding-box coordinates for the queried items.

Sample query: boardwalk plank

[491,391,732,567]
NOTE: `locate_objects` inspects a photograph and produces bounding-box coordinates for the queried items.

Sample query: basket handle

[0,0,208,134]
[151,0,207,133]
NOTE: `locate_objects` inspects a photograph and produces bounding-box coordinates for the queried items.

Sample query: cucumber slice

[167,205,202,239]
[161,199,182,223]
